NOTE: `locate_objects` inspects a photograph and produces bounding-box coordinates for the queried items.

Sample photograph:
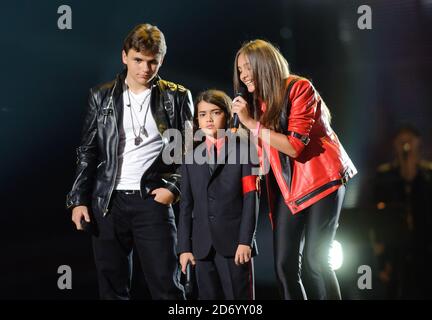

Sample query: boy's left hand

[234,244,252,266]
[151,188,175,205]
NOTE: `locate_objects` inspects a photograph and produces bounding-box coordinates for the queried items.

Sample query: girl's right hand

[232,96,256,129]
[179,252,196,274]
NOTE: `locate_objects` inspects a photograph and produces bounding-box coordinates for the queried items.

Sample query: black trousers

[91,191,185,300]
[195,247,254,300]
[268,171,345,300]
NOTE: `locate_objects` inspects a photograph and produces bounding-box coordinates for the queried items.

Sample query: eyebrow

[238,62,251,69]
[198,108,223,113]
[133,57,158,63]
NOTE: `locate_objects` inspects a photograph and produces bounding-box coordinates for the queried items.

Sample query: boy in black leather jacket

[66,24,193,299]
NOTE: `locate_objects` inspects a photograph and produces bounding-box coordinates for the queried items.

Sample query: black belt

[114,190,140,195]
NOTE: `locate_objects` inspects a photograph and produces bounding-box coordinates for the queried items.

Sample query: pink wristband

[252,121,261,137]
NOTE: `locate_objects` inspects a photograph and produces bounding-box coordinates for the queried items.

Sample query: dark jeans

[269,171,345,300]
[91,191,185,300]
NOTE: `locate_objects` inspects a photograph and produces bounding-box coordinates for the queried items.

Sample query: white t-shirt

[114,84,163,190]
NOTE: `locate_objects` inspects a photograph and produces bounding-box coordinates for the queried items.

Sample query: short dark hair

[123,24,167,56]
[193,89,233,133]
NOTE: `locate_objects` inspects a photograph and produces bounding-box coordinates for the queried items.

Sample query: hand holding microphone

[179,252,196,297]
[184,263,193,296]
[231,87,249,133]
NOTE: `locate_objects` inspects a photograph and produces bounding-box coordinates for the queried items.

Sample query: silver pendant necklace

[127,88,151,146]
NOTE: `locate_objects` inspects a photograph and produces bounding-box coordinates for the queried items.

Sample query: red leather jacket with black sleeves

[258,76,357,217]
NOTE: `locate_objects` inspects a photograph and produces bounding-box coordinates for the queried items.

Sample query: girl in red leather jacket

[232,39,357,300]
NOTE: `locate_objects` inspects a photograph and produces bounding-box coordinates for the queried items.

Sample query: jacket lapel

[194,151,211,185]
[151,76,170,135]
[113,72,169,135]
[208,138,231,185]
[111,70,126,126]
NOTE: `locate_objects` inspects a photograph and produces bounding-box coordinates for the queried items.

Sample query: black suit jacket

[178,134,258,259]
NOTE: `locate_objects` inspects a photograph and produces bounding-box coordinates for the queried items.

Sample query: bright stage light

[329,240,343,271]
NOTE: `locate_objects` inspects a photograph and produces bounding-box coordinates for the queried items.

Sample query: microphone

[231,86,248,133]
[402,142,411,161]
[184,263,193,296]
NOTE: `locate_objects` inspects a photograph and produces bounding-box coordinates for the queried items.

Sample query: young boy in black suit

[178,89,258,300]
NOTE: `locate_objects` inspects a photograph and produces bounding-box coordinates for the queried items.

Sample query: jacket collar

[208,133,237,182]
[111,68,161,103]
[110,70,168,135]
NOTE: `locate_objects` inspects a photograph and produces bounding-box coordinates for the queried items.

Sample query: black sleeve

[238,159,258,248]
[66,89,99,209]
[177,164,194,254]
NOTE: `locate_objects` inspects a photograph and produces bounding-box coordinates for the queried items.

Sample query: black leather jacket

[66,70,194,216]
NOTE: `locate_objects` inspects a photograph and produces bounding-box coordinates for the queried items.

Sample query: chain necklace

[127,88,151,146]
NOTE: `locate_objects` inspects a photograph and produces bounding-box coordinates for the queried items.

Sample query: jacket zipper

[103,94,119,216]
[294,180,342,206]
